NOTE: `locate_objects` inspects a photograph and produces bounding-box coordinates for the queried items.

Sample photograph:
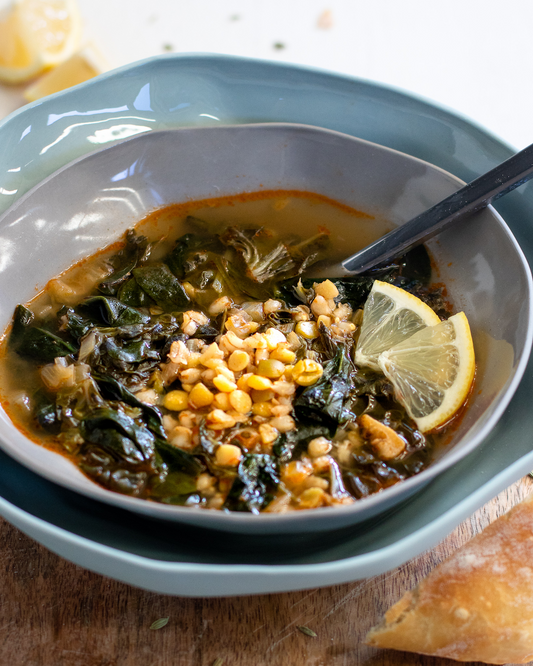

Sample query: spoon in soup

[315,141,533,277]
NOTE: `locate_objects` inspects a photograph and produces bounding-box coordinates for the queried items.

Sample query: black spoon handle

[342,142,533,275]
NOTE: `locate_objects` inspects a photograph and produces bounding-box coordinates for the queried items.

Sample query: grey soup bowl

[0,123,530,535]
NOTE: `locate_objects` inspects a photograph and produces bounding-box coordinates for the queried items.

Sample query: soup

[0,191,453,513]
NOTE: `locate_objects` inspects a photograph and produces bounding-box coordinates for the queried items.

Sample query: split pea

[188,382,214,408]
[228,349,250,372]
[257,359,285,378]
[292,359,324,386]
[229,390,252,414]
[247,375,273,391]
[163,390,189,411]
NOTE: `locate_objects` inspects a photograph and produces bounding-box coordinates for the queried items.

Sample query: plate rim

[0,53,531,595]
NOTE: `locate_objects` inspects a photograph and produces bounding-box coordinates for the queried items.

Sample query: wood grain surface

[1,477,532,666]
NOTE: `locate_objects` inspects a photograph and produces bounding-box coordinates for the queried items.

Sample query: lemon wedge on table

[377,312,475,432]
[0,0,81,83]
[24,44,106,101]
[354,280,441,371]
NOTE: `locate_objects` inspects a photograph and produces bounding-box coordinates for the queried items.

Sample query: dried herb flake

[150,617,169,630]
[297,625,317,638]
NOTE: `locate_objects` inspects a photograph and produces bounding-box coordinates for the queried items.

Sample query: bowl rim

[0,52,516,216]
[0,121,531,532]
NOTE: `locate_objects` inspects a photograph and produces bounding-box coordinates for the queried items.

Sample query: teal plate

[0,54,532,597]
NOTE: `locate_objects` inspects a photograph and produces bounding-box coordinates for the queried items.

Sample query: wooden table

[1,477,532,666]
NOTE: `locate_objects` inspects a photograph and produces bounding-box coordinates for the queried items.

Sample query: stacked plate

[1,54,533,597]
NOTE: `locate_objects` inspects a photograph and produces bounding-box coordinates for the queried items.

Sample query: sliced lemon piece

[0,0,81,83]
[24,44,106,101]
[354,280,440,371]
[377,312,475,432]
[0,5,35,82]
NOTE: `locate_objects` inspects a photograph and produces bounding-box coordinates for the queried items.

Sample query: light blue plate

[1,54,532,596]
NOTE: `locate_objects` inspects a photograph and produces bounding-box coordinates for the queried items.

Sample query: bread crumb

[317,9,333,29]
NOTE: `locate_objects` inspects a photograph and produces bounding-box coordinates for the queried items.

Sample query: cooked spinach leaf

[224,453,279,513]
[117,277,151,307]
[155,438,204,475]
[81,296,150,327]
[293,338,355,433]
[165,230,223,279]
[33,390,62,433]
[11,304,34,338]
[59,307,94,341]
[10,304,77,362]
[93,373,166,439]
[272,424,330,463]
[81,408,156,461]
[13,326,77,362]
[133,264,190,310]
[98,229,151,295]
[150,471,199,504]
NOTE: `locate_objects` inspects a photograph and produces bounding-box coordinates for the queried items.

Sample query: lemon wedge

[354,280,441,371]
[24,44,106,101]
[0,0,81,83]
[377,312,475,432]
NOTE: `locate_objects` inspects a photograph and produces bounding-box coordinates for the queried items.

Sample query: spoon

[319,142,533,277]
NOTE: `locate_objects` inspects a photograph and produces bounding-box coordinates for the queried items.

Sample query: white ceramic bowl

[0,122,530,535]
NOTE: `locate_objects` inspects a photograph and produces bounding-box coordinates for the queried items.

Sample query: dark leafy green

[133,264,190,310]
[11,307,78,362]
[272,425,330,463]
[93,373,166,439]
[117,277,152,307]
[293,335,356,433]
[155,437,204,476]
[98,229,151,296]
[81,408,156,461]
[81,296,150,327]
[33,390,62,433]
[165,229,224,279]
[11,304,34,337]
[150,471,199,504]
[224,454,279,513]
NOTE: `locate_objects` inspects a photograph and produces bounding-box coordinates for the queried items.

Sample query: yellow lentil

[188,383,214,408]
[257,359,285,378]
[215,443,242,467]
[292,359,324,386]
[229,390,253,414]
[163,390,189,411]
[295,321,319,339]
[247,375,273,391]
[228,349,250,372]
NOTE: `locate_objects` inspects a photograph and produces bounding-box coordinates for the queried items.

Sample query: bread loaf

[365,492,533,664]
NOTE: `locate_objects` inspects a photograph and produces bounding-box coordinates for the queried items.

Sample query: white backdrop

[0,0,531,150]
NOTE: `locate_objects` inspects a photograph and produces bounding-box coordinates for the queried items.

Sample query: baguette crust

[365,493,533,664]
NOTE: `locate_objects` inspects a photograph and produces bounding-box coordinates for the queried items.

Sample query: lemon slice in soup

[377,312,475,432]
[354,280,440,371]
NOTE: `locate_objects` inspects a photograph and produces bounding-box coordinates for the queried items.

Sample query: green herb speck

[150,617,170,630]
[297,625,317,638]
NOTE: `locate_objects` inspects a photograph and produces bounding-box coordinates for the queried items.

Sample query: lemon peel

[377,312,475,432]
